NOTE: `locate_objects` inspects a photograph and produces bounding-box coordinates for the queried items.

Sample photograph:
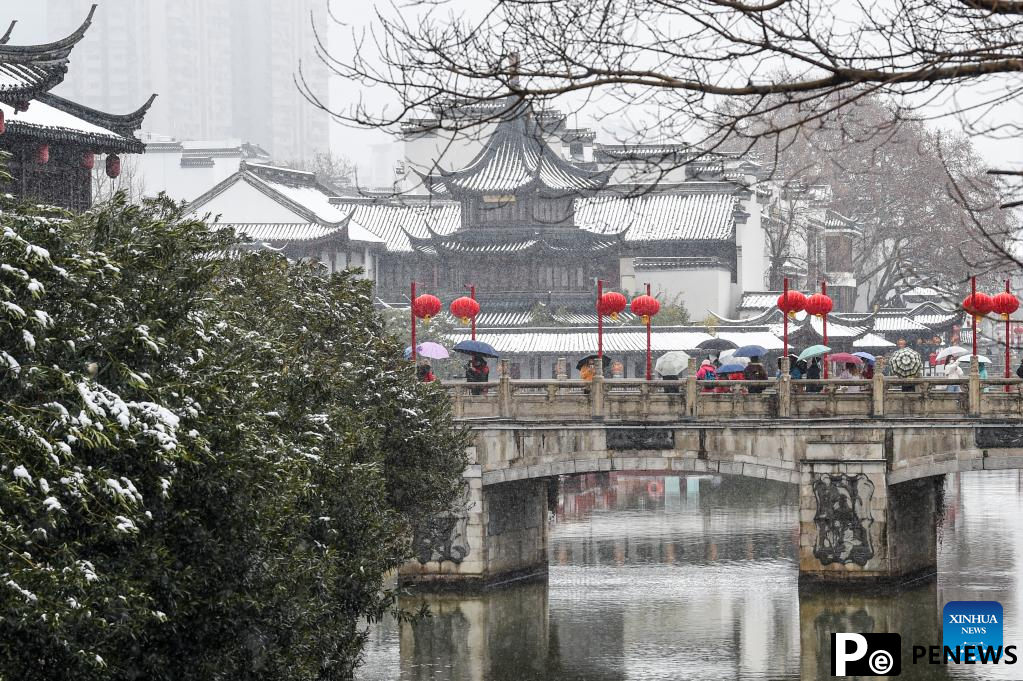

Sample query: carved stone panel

[413,509,470,564]
[811,473,875,566]
[606,428,674,450]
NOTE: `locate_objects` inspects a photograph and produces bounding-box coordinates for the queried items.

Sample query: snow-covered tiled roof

[445,329,780,355]
[331,202,461,253]
[220,223,344,243]
[853,333,895,349]
[422,101,611,197]
[738,291,782,311]
[576,192,736,241]
[0,94,148,153]
[869,315,930,332]
[0,7,94,98]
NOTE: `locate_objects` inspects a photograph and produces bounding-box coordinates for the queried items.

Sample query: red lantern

[106,154,121,179]
[992,291,1019,319]
[81,151,95,170]
[597,291,627,320]
[630,294,660,323]
[776,290,807,317]
[963,292,993,318]
[0,109,5,136]
[413,294,442,323]
[36,144,49,164]
[449,296,480,324]
[804,293,833,317]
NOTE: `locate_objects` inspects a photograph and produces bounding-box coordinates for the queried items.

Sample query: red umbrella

[828,352,863,365]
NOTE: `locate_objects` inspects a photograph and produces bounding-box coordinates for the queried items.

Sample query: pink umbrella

[828,352,863,365]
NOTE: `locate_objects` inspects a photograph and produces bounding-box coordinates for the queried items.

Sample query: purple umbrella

[404,342,449,360]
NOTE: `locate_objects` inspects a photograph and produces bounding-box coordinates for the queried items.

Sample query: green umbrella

[889,347,923,377]
[797,344,830,362]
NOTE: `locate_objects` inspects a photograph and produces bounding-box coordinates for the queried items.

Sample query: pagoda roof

[419,101,612,198]
[0,92,153,154]
[0,5,95,101]
[406,228,624,257]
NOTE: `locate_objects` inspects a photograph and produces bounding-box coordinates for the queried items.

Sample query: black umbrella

[696,338,738,351]
[576,354,615,370]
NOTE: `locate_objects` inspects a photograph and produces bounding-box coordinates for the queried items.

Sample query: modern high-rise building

[40,0,329,162]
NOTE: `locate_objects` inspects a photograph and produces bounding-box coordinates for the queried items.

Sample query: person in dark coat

[465,354,489,395]
[804,357,823,393]
[744,356,768,393]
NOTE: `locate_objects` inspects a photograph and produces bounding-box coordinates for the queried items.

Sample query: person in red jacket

[417,361,436,382]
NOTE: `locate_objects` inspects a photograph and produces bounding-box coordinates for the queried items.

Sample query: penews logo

[943,601,1004,662]
[831,633,901,676]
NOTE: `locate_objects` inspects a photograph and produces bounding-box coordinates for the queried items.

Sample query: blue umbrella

[852,351,876,364]
[717,363,748,374]
[733,344,768,358]
[452,339,499,358]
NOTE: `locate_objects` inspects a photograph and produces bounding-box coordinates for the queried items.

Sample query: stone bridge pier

[398,420,975,589]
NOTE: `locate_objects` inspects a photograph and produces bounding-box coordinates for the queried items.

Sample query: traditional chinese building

[0,6,152,211]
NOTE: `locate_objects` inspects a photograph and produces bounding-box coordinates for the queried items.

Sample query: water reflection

[359,471,1023,680]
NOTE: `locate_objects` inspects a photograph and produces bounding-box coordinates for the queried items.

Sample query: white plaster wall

[139,152,244,204]
[191,179,304,223]
[633,267,734,319]
[737,192,767,298]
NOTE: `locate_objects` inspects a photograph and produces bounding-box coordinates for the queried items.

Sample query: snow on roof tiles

[575,192,736,241]
[334,202,461,252]
[221,223,342,243]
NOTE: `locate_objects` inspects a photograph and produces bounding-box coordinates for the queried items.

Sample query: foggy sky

[7,0,1022,181]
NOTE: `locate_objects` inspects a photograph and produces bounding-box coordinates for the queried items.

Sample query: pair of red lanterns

[776,289,833,318]
[596,290,662,323]
[963,291,1019,320]
[0,110,122,177]
[410,293,481,324]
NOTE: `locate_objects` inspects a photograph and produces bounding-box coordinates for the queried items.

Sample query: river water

[358,471,1023,680]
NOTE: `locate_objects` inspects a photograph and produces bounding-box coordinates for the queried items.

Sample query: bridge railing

[441,365,1023,421]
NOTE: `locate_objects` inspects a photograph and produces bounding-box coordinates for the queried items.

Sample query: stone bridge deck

[402,370,1023,590]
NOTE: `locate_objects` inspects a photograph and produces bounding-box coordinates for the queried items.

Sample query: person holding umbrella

[743,356,768,393]
[465,354,490,395]
[943,355,964,393]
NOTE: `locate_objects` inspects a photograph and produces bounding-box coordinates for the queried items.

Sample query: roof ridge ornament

[0,21,16,45]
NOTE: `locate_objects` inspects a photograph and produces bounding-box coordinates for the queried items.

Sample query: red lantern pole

[821,281,829,380]
[783,277,790,358]
[410,281,417,362]
[971,275,978,360]
[1006,279,1012,381]
[470,284,477,341]
[645,283,653,381]
[597,279,604,362]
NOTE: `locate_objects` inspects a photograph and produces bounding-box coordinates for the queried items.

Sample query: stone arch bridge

[401,369,1023,589]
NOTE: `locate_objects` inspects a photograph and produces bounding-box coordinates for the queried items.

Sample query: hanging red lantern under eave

[992,291,1019,319]
[413,294,442,323]
[804,293,833,317]
[630,294,660,324]
[449,296,480,324]
[81,151,95,170]
[106,154,121,179]
[776,290,807,317]
[36,144,49,164]
[963,292,993,319]
[597,291,627,320]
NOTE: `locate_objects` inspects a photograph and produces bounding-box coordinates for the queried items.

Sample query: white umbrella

[957,354,992,364]
[718,349,749,367]
[934,346,969,363]
[654,351,691,376]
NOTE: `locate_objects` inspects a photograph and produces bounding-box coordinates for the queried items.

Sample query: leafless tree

[283,151,357,192]
[305,0,1023,277]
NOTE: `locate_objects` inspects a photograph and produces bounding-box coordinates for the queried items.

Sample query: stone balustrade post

[685,357,698,417]
[591,358,605,419]
[872,358,885,417]
[778,356,791,418]
[968,355,981,417]
[498,359,512,418]
[556,357,568,380]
